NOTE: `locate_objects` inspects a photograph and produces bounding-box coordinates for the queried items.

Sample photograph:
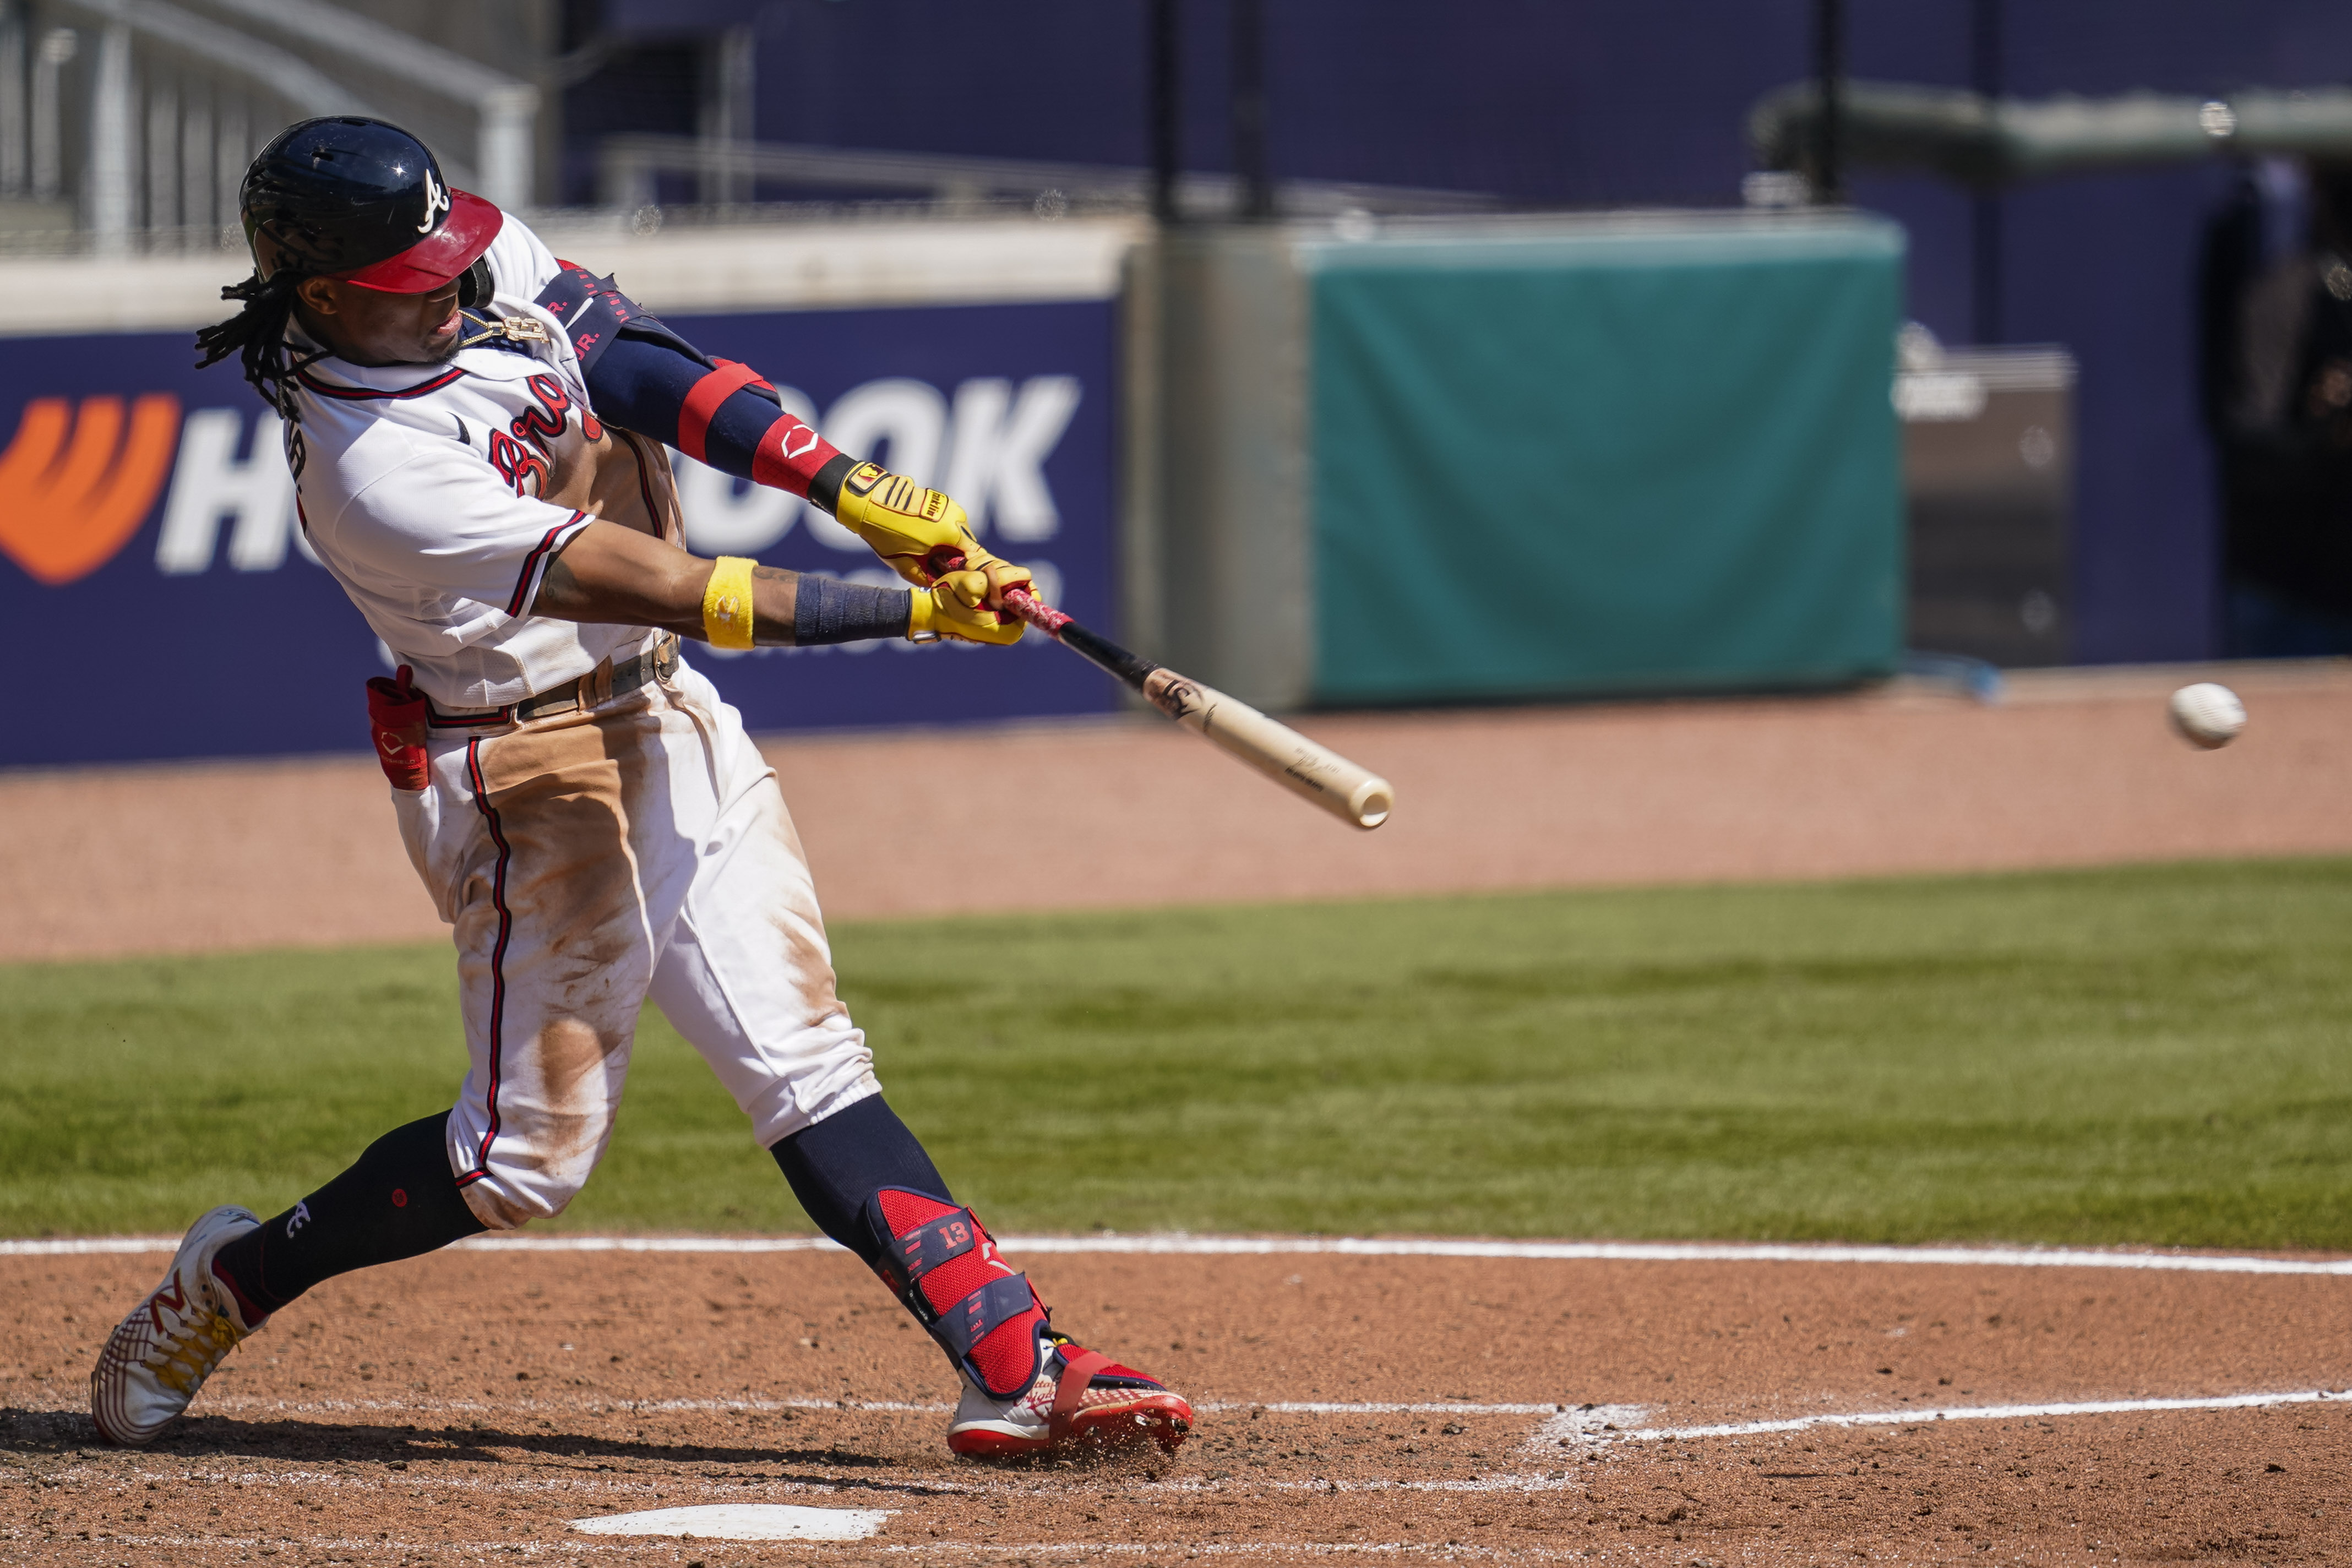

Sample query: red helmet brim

[335,189,504,293]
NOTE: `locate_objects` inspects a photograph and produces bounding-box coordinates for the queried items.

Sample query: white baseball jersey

[289,215,669,710]
[284,211,883,1227]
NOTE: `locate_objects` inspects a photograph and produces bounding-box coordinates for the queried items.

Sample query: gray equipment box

[1897,345,2077,667]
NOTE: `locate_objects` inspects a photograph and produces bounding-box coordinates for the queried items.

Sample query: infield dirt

[4,1245,2346,1564]
[8,660,2352,963]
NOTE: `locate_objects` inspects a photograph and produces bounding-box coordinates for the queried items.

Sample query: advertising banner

[0,298,1118,769]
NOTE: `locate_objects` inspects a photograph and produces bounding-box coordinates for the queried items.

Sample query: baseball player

[88,117,1191,1461]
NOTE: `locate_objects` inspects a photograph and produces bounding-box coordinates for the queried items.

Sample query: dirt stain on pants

[407,667,878,1233]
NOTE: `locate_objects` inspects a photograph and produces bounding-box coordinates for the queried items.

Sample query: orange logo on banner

[0,394,182,585]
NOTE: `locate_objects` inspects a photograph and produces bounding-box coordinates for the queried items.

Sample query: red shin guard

[863,1188,1047,1399]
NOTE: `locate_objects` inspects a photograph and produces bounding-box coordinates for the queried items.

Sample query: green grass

[4,858,2350,1248]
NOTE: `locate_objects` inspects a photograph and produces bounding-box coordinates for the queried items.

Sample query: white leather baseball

[2168,683,2246,749]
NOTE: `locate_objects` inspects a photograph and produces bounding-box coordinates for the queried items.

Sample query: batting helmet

[240,116,502,293]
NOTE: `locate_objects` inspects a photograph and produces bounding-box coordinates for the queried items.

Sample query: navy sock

[209,1112,486,1320]
[770,1095,951,1264]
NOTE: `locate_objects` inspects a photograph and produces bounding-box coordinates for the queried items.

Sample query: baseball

[2168,682,2246,749]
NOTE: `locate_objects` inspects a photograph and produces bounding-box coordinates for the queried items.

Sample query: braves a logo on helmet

[417,168,451,235]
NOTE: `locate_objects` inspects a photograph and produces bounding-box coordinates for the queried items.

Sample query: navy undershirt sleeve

[585,329,785,483]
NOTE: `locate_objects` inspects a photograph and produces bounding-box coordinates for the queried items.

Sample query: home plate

[570,1504,891,1540]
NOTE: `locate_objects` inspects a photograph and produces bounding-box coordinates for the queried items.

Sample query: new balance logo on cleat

[89,1206,269,1446]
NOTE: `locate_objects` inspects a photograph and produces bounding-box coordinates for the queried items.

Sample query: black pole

[1813,0,1844,204]
[1149,0,1180,222]
[1231,0,1272,220]
[1970,0,2004,343]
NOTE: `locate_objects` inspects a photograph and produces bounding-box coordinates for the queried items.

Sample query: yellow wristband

[700,556,757,651]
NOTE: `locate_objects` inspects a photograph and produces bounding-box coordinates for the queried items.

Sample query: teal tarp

[1308,218,1905,704]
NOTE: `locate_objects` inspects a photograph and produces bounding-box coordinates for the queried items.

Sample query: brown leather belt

[428,634,681,728]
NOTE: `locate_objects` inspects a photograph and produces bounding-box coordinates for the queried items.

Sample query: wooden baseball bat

[998,585,1394,830]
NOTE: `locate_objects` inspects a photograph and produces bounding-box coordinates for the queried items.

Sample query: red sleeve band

[677,358,771,464]
[752,414,842,498]
[671,353,844,498]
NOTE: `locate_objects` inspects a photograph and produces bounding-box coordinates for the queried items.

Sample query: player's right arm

[533,519,1020,648]
[314,434,1014,660]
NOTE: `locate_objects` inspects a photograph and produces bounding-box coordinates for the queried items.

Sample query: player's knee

[740,1016,880,1149]
[457,1101,619,1231]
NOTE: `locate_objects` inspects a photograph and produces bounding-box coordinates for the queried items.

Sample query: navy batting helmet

[240,116,502,292]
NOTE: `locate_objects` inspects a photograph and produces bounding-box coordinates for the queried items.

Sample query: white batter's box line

[1531,1386,2352,1450]
[1146,1473,1592,1499]
[34,1461,982,1502]
[1199,1402,1564,1415]
[197,1395,493,1414]
[187,1393,1541,1418]
[872,1545,1575,1560]
[614,1396,952,1414]
[196,1393,957,1415]
[872,1546,1549,1559]
[92,1533,1600,1561]
[11,1232,2351,1273]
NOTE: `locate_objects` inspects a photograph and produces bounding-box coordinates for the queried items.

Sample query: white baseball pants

[391,658,880,1229]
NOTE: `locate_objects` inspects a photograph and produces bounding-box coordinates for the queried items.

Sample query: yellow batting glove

[963,554,1035,607]
[908,570,1025,646]
[832,461,1022,591]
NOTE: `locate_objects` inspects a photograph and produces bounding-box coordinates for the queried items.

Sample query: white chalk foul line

[1218,1402,1561,1415]
[178,1394,1553,1418]
[8,1233,2352,1273]
[78,1533,1604,1560]
[192,1393,957,1415]
[1533,1386,2352,1450]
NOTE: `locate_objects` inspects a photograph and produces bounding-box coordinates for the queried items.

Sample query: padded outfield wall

[1310,216,1905,705]
[1134,212,1908,711]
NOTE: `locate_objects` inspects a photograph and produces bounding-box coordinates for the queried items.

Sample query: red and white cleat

[89,1206,268,1446]
[946,1330,1193,1458]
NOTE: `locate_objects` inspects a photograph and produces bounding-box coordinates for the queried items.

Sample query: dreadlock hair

[194,269,322,422]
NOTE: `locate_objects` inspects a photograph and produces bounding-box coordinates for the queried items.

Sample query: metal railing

[597,134,1499,226]
[197,0,535,211]
[0,0,535,253]
[1751,78,2352,189]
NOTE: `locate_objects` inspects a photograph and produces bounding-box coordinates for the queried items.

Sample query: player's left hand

[832,461,1027,604]
[910,570,1025,646]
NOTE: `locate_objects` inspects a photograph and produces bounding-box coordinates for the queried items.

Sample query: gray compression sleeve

[792,575,914,645]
